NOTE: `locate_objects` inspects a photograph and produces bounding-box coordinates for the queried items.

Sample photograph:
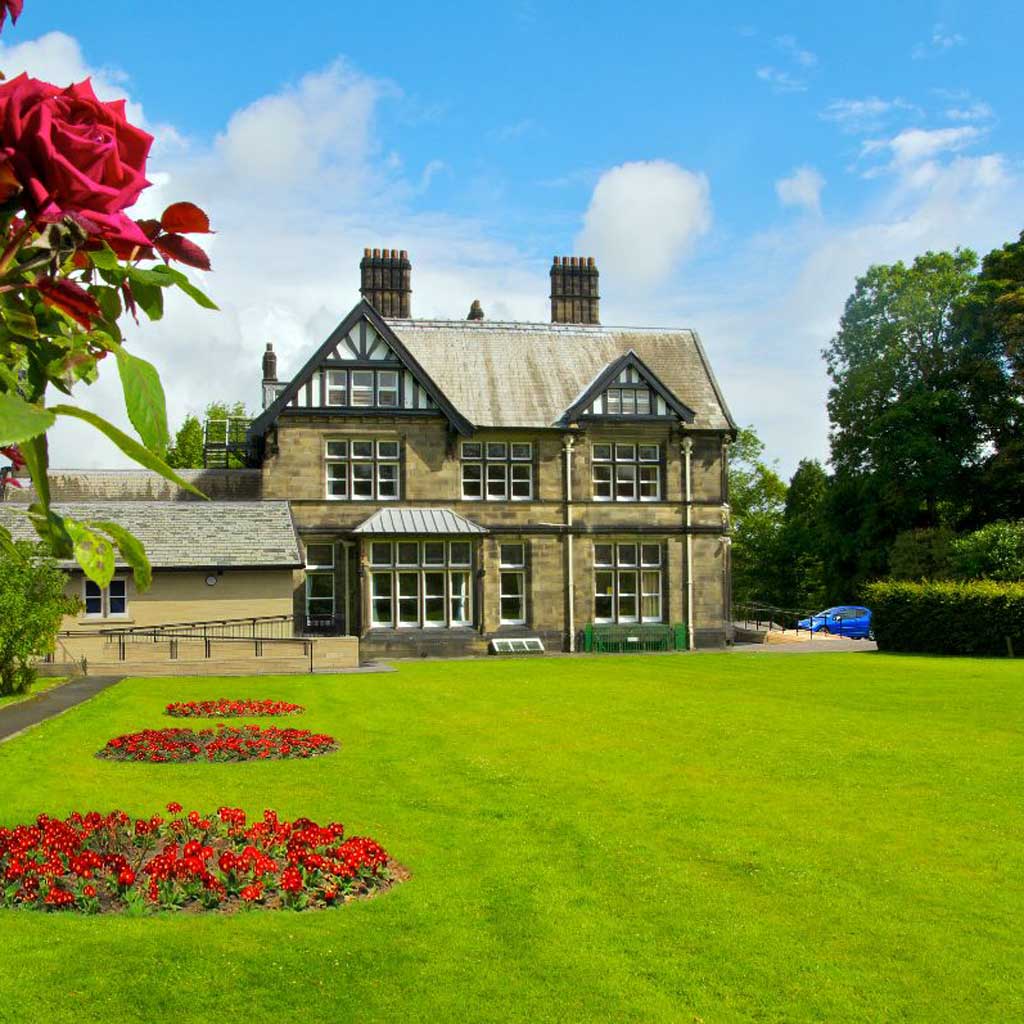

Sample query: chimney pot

[360,246,412,318]
[549,254,600,325]
[467,299,484,321]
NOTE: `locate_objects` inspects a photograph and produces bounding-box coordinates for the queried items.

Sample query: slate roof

[353,507,487,535]
[0,501,302,570]
[386,318,736,431]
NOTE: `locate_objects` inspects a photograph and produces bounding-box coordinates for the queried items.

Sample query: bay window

[369,541,474,628]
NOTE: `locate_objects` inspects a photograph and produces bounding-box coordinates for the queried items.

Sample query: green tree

[949,521,1024,581]
[775,459,829,610]
[956,230,1024,521]
[728,427,787,606]
[166,414,204,469]
[0,541,80,695]
[888,527,955,581]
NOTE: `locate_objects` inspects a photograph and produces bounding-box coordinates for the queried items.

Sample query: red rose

[0,74,153,249]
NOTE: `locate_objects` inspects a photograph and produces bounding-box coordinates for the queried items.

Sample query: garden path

[0,676,124,743]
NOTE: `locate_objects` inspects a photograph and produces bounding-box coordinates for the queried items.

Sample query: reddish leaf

[155,233,211,271]
[161,202,212,235]
[121,280,139,324]
[0,0,23,30]
[136,219,163,241]
[0,444,25,469]
[105,236,155,262]
[72,251,90,270]
[0,156,20,201]
[36,277,102,329]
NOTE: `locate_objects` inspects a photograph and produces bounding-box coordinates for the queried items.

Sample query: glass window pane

[351,371,374,407]
[423,572,445,626]
[84,580,103,615]
[615,444,636,461]
[449,542,471,566]
[308,598,334,617]
[108,579,127,615]
[510,442,532,460]
[462,442,482,459]
[511,464,532,498]
[592,443,612,461]
[594,544,613,567]
[450,572,471,625]
[423,541,445,565]
[370,542,393,566]
[371,573,393,626]
[486,442,507,459]
[397,542,419,566]
[462,462,482,498]
[617,544,638,567]
[377,463,399,499]
[351,440,373,459]
[593,464,612,500]
[606,389,621,414]
[486,463,507,498]
[500,543,524,567]
[616,463,637,499]
[326,370,347,406]
[372,573,393,598]
[638,444,659,462]
[620,390,636,416]
[326,440,348,458]
[308,574,334,599]
[377,370,399,407]
[641,544,661,566]
[640,465,660,500]
[635,390,651,415]
[351,462,373,497]
[327,463,348,497]
[306,544,334,568]
[377,440,399,459]
[398,573,419,626]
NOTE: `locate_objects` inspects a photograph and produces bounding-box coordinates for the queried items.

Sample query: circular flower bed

[0,804,402,913]
[165,699,305,718]
[96,725,337,763]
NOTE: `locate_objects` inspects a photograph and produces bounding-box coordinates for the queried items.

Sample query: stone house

[251,249,736,655]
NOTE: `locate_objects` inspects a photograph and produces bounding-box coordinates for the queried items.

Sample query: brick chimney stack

[261,342,278,410]
[359,247,411,318]
[550,255,599,325]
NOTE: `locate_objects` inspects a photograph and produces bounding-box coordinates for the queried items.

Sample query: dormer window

[605,386,652,416]
[323,368,402,409]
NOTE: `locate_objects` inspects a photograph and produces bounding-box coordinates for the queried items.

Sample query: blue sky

[4,1,1023,473]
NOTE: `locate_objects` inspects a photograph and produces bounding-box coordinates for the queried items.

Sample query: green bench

[582,623,688,653]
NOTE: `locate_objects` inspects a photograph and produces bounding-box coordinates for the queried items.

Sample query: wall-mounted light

[205,575,218,587]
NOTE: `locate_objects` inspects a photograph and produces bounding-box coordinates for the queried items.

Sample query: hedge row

[865,580,1024,657]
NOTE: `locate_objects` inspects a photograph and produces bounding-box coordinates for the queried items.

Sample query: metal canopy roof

[353,507,488,535]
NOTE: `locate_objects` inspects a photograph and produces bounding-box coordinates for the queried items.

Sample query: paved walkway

[732,639,878,654]
[0,675,124,744]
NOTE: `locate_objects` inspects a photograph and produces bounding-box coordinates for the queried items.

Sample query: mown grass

[0,652,1022,1023]
[0,675,69,709]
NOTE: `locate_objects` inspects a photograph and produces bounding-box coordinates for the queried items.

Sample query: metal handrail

[98,630,316,672]
[98,614,295,642]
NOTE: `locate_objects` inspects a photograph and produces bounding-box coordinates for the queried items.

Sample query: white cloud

[912,23,966,59]
[756,66,807,93]
[775,166,825,215]
[776,34,817,67]
[820,96,919,134]
[945,100,994,122]
[574,160,711,291]
[862,125,981,172]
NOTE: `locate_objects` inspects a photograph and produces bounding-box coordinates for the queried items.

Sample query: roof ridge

[385,319,696,334]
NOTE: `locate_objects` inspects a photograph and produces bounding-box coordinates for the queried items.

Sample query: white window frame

[461,441,533,501]
[304,543,336,621]
[82,577,128,619]
[593,542,663,624]
[499,543,527,625]
[368,540,475,629]
[325,439,401,501]
[592,443,661,503]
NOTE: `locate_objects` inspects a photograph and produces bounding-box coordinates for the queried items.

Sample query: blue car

[797,606,873,639]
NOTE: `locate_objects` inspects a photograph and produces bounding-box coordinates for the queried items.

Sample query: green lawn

[1,652,1022,1023]
[0,675,69,709]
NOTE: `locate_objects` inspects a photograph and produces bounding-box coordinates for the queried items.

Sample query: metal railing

[98,629,317,672]
[582,623,688,653]
[733,602,862,638]
[98,614,296,643]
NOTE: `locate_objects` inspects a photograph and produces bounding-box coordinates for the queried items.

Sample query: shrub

[96,725,337,763]
[865,579,1024,656]
[888,527,955,580]
[0,540,80,695]
[165,699,304,718]
[0,804,396,913]
[949,521,1024,582]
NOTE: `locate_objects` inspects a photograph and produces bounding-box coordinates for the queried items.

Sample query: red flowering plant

[0,5,217,592]
[96,725,338,763]
[0,804,400,914]
[165,699,305,718]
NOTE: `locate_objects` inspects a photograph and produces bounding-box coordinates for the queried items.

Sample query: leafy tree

[0,540,80,694]
[728,427,787,606]
[775,459,829,610]
[956,230,1024,521]
[166,414,204,469]
[949,521,1024,581]
[824,249,990,529]
[888,527,955,581]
